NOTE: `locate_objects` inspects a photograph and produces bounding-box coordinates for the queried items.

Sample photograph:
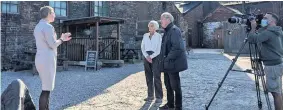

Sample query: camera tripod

[205,36,272,110]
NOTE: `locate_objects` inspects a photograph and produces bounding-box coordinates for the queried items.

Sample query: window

[93,1,109,17]
[1,1,19,13]
[49,1,67,16]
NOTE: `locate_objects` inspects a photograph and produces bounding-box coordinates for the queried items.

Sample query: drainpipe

[3,2,8,54]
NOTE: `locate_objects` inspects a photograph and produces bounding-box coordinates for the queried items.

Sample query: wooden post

[66,25,69,59]
[75,25,78,37]
[66,25,69,32]
[242,1,246,14]
[117,23,121,60]
[96,22,99,52]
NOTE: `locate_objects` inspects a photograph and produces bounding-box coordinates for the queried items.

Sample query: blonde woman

[141,20,163,103]
[34,6,71,110]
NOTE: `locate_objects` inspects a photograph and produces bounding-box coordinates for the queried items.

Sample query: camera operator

[247,12,283,110]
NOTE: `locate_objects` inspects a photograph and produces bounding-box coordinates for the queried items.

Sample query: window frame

[93,1,109,17]
[49,1,68,17]
[1,1,19,14]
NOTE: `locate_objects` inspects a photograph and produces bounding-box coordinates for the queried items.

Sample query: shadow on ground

[140,101,162,110]
[182,53,274,110]
[1,63,144,110]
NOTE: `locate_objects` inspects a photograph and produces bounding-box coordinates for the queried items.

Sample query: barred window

[1,1,19,13]
[49,1,67,16]
[93,1,109,17]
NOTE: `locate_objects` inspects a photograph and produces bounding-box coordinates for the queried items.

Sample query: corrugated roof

[219,1,267,6]
[226,7,244,15]
[202,6,243,22]
[175,1,202,14]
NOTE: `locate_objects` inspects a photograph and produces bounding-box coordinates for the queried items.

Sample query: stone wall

[1,1,182,70]
[179,4,203,48]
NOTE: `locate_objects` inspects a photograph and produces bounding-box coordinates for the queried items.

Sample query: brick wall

[202,6,235,48]
[68,1,90,19]
[109,1,179,38]
[109,1,180,49]
[179,4,203,48]
[1,1,47,70]
[1,1,181,70]
[203,6,235,23]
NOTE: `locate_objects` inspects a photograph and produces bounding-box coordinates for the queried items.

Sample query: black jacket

[160,23,188,73]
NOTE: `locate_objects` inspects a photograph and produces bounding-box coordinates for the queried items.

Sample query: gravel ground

[1,53,280,110]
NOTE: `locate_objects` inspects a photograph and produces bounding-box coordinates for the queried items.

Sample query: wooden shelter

[59,16,125,67]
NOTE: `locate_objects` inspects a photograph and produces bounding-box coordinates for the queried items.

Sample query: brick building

[175,1,219,48]
[4,1,280,70]
[225,1,283,27]
[1,1,182,70]
[202,5,241,49]
[201,1,283,52]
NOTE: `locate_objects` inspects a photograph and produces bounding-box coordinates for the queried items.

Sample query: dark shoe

[144,97,154,101]
[155,98,162,103]
[159,104,174,110]
[174,107,182,110]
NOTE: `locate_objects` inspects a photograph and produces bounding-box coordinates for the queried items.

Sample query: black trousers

[39,91,50,110]
[143,57,163,99]
[164,72,182,107]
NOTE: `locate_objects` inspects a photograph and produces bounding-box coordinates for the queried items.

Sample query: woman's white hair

[148,20,159,30]
[161,12,174,23]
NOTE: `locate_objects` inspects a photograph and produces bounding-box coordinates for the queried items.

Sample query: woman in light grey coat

[34,6,71,110]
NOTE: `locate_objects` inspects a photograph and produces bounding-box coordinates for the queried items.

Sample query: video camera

[228,14,264,32]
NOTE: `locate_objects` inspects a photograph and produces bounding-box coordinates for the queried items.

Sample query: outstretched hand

[61,32,72,41]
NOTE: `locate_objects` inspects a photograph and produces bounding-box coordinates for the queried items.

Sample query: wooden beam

[99,22,120,26]
[64,21,121,27]
[64,19,124,25]
[117,23,121,60]
[63,18,124,26]
[83,22,119,27]
[99,59,124,64]
[63,18,99,25]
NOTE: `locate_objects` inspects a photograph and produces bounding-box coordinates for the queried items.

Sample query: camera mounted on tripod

[228,13,264,32]
[206,12,272,110]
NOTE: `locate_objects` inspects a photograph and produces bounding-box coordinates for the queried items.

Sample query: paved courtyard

[1,51,281,110]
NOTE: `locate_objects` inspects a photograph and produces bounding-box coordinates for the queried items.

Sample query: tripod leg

[258,64,272,110]
[249,43,263,109]
[255,74,263,109]
[205,38,249,109]
[254,43,272,110]
[260,75,272,110]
